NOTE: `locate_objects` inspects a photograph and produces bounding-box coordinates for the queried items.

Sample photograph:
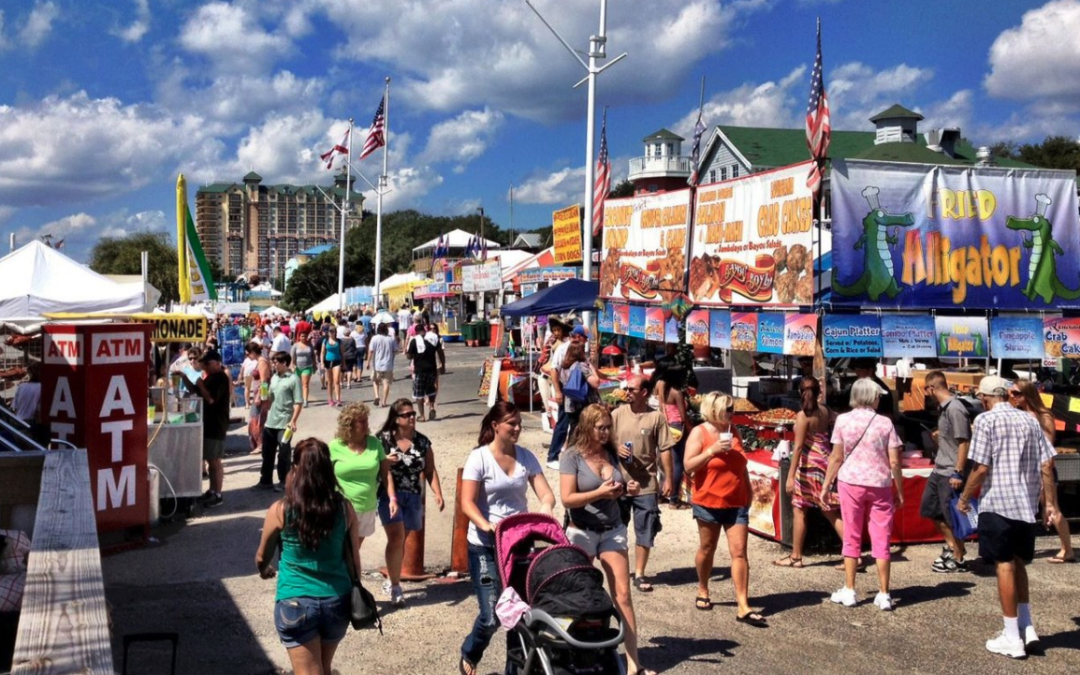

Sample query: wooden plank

[0,453,46,528]
[13,450,114,675]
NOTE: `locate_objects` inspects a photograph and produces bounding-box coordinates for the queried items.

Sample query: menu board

[628,305,647,339]
[989,317,1044,359]
[822,314,883,358]
[612,304,630,336]
[731,312,759,352]
[1044,316,1080,358]
[934,316,989,358]
[645,307,665,341]
[686,309,710,347]
[784,313,818,357]
[600,190,691,304]
[880,315,937,358]
[709,310,732,349]
[756,313,786,354]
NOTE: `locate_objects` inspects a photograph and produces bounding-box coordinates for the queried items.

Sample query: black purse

[341,504,383,634]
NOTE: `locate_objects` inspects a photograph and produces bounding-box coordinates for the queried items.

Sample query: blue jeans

[461,544,501,667]
[669,422,686,503]
[547,407,579,462]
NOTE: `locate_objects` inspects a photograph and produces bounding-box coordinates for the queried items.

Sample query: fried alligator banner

[831,159,1080,309]
[689,162,816,306]
[600,190,691,304]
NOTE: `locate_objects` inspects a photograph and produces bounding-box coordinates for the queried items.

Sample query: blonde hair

[699,391,734,426]
[335,402,371,444]
[569,404,614,455]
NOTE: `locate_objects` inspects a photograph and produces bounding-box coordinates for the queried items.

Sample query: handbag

[341,504,383,634]
[948,493,979,540]
[563,363,590,403]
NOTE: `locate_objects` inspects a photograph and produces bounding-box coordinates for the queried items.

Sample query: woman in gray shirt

[290,334,315,408]
[560,404,653,675]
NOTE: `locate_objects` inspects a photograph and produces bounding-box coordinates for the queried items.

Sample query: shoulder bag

[341,503,382,634]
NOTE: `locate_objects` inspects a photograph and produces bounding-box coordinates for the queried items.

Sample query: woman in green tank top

[256,438,362,674]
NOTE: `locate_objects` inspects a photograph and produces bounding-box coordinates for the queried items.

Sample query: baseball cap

[200,349,223,364]
[977,375,1010,397]
[571,325,588,338]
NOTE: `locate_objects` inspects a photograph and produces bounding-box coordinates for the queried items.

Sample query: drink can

[622,441,634,464]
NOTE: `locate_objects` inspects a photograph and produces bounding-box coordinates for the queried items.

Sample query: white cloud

[157,68,325,130]
[515,166,586,206]
[421,108,505,171]
[179,2,293,74]
[11,212,97,251]
[985,0,1080,108]
[0,92,218,208]
[19,1,58,48]
[917,90,974,135]
[114,0,150,43]
[673,67,806,137]
[828,62,932,130]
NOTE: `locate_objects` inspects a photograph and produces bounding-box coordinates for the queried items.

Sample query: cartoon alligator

[831,186,916,301]
[1006,193,1080,304]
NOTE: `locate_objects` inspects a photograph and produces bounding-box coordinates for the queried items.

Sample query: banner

[552,205,583,264]
[414,282,449,298]
[822,314,883,358]
[598,302,614,333]
[600,190,691,304]
[934,316,989,358]
[757,313,786,354]
[831,159,1080,309]
[516,266,579,285]
[784,313,818,357]
[645,307,665,341]
[134,313,208,343]
[990,317,1044,359]
[686,309,710,347]
[1043,316,1080,358]
[709,310,731,349]
[689,162,816,306]
[176,174,217,303]
[613,304,629,336]
[462,260,502,293]
[881,314,937,358]
[731,312,759,352]
[665,314,679,343]
[628,305,646,339]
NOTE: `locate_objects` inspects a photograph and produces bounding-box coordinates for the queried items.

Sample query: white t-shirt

[271,333,291,354]
[397,309,412,327]
[352,329,367,350]
[462,444,543,547]
[368,334,397,372]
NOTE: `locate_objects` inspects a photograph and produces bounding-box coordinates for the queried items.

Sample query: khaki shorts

[356,510,378,538]
[374,370,393,384]
[203,437,226,461]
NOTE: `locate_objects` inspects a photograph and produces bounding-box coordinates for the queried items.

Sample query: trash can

[476,321,490,345]
[461,322,475,345]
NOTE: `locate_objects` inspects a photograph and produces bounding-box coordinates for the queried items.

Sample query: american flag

[320,128,350,170]
[592,110,611,236]
[805,19,830,192]
[359,96,386,161]
[688,111,707,186]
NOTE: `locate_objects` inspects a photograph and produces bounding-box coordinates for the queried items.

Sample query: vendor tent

[500,279,599,317]
[260,305,288,317]
[308,293,345,314]
[0,241,153,330]
[412,229,501,254]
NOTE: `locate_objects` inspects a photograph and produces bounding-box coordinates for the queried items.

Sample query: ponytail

[800,377,820,416]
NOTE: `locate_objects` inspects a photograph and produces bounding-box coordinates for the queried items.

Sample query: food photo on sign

[599,190,690,304]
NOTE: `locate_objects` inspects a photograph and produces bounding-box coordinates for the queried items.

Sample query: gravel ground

[104,344,1080,674]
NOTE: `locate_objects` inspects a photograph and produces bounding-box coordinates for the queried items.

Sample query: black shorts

[978,511,1036,564]
[919,472,954,522]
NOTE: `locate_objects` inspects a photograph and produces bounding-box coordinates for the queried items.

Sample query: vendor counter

[147,393,204,500]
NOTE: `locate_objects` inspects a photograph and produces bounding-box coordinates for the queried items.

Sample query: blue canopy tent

[500,279,599,317]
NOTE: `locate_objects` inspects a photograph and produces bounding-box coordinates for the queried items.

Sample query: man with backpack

[920,370,972,573]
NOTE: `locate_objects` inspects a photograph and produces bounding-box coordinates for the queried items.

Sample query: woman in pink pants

[821,378,904,611]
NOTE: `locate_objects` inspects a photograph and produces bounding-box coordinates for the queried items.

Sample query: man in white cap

[959,375,1059,659]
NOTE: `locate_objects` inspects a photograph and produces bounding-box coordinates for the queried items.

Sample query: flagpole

[176,174,190,306]
[375,77,390,308]
[338,118,353,311]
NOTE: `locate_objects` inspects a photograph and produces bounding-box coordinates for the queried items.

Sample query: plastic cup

[260,382,269,398]
[147,405,156,421]
[719,432,733,443]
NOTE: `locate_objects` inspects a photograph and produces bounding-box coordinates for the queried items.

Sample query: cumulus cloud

[0,1,58,50]
[157,67,326,130]
[179,2,293,74]
[113,0,151,43]
[421,108,505,171]
[515,166,586,205]
[917,90,974,135]
[673,67,806,137]
[828,62,932,129]
[985,0,1080,108]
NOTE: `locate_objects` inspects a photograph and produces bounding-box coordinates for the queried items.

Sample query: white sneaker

[381,580,393,599]
[1023,625,1039,646]
[985,631,1026,659]
[546,460,560,470]
[873,592,894,611]
[830,587,857,607]
[390,585,405,606]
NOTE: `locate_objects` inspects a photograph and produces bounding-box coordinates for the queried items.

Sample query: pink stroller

[494,513,625,675]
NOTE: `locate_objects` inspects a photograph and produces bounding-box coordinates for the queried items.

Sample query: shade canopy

[500,279,599,317]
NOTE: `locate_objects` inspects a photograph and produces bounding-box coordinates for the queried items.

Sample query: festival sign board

[934,316,990,358]
[665,314,679,344]
[645,308,665,342]
[599,190,691,305]
[1043,316,1080,359]
[688,162,816,307]
[881,314,937,358]
[598,302,614,333]
[462,260,502,293]
[731,312,759,352]
[516,267,579,285]
[628,305,647,339]
[709,310,732,349]
[756,313,786,354]
[552,205,583,264]
[822,314,883,358]
[831,159,1080,309]
[686,309,710,347]
[784,313,818,357]
[990,317,1044,360]
[134,313,208,343]
[612,304,630,336]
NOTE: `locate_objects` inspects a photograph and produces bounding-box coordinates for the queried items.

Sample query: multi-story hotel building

[195,170,364,280]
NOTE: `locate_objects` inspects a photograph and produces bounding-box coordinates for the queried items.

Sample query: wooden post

[450,468,470,575]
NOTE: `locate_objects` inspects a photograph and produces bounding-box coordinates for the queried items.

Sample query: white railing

[628,155,692,178]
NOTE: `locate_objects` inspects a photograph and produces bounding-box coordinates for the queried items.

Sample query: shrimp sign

[42,324,152,534]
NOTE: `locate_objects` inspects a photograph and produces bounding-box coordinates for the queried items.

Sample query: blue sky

[1,0,1078,265]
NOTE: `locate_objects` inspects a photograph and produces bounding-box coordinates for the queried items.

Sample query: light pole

[524,0,626,328]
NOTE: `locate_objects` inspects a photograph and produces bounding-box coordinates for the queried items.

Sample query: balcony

[628,155,692,181]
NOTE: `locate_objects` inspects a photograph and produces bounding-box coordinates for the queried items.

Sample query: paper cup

[719,432,733,442]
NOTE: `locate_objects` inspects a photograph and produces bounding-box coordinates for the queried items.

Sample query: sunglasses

[1008,390,1021,397]
[398,411,417,419]
[594,425,612,432]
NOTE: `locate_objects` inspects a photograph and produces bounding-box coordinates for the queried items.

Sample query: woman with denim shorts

[255,438,361,675]
[458,401,555,675]
[684,391,767,627]
[376,398,446,606]
[560,404,655,675]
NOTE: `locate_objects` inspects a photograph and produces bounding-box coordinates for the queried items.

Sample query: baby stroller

[494,512,625,675]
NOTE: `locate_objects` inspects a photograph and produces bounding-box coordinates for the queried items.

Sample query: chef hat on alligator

[862,186,881,210]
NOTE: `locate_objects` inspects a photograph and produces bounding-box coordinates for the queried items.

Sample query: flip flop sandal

[459,657,477,675]
[695,597,713,611]
[772,555,804,568]
[634,575,654,592]
[1048,555,1076,564]
[736,612,769,627]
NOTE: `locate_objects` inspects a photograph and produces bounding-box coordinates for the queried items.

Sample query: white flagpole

[375,77,390,307]
[338,117,353,311]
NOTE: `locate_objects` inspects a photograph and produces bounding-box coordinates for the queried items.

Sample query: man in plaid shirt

[959,376,1059,659]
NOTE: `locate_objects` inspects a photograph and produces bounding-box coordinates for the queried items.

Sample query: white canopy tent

[412,229,501,254]
[260,305,289,317]
[307,293,345,314]
[0,241,153,332]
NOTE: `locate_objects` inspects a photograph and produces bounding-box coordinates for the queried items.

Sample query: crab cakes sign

[830,159,1080,310]
[688,161,816,307]
[599,190,691,305]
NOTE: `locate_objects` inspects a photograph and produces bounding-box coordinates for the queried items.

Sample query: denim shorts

[566,523,629,558]
[274,594,350,648]
[692,504,750,527]
[377,491,423,531]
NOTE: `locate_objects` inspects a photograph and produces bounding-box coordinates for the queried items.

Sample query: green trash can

[477,321,490,345]
[461,322,475,344]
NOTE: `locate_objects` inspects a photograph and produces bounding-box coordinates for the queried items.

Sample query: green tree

[89,232,180,303]
[989,135,1080,171]
[609,178,635,198]
[281,247,366,312]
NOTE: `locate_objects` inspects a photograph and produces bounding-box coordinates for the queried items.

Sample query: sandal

[459,657,476,675]
[736,611,769,627]
[1048,554,1076,564]
[695,596,713,611]
[633,575,654,592]
[772,555,804,569]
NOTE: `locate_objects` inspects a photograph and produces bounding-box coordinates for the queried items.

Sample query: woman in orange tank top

[683,391,766,627]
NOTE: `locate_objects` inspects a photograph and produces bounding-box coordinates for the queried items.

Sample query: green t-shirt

[276,505,351,601]
[330,437,385,514]
[267,372,302,429]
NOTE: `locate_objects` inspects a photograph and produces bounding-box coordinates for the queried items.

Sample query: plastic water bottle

[283,427,294,444]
